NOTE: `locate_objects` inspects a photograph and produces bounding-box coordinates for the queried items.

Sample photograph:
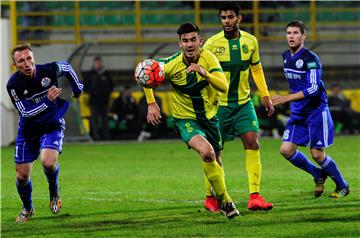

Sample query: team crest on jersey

[242,44,249,54]
[295,59,304,69]
[41,77,51,87]
[173,72,182,80]
[215,47,225,54]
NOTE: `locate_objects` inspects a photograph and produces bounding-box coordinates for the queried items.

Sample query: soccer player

[203,1,274,211]
[144,23,240,219]
[272,20,350,198]
[7,42,84,222]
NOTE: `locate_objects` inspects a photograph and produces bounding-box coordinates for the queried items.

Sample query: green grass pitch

[1,136,359,237]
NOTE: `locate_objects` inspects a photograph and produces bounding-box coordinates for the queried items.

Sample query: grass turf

[1,136,359,237]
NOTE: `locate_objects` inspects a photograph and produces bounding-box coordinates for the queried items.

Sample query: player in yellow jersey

[203,2,275,211]
[144,23,239,219]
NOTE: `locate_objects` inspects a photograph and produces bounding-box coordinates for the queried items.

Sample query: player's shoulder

[282,50,290,59]
[7,72,20,89]
[302,48,321,68]
[158,51,182,65]
[206,31,225,43]
[240,30,257,42]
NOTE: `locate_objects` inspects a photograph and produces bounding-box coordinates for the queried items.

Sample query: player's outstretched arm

[143,87,162,125]
[272,91,305,105]
[56,61,84,97]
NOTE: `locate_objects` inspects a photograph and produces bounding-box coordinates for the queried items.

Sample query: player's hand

[262,96,275,117]
[47,86,62,101]
[272,95,287,106]
[147,102,162,125]
[186,63,207,77]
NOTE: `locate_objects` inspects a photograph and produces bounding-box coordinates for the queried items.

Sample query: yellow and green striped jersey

[158,48,223,120]
[203,30,261,106]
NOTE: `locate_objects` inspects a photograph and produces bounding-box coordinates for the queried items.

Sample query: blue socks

[320,155,348,189]
[288,151,322,180]
[16,179,33,211]
[43,163,60,197]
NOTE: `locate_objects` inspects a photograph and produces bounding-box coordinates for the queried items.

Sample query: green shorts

[217,101,259,141]
[173,116,223,151]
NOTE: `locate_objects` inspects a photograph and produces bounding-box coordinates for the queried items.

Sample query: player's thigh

[234,101,259,136]
[217,106,236,141]
[282,119,309,146]
[14,135,41,164]
[174,118,206,146]
[39,126,64,166]
[308,109,334,148]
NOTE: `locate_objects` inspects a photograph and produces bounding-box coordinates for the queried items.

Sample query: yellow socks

[245,149,262,194]
[203,160,232,203]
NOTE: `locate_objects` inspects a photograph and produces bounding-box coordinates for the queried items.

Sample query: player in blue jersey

[7,42,83,222]
[272,21,349,198]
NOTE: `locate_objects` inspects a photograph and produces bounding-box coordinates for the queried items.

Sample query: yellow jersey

[204,30,268,106]
[158,48,224,120]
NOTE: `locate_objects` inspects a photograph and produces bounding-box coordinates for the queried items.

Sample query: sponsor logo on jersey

[295,59,304,69]
[41,77,51,87]
[231,44,238,51]
[307,62,317,69]
[11,89,19,101]
[215,47,225,54]
[242,44,249,54]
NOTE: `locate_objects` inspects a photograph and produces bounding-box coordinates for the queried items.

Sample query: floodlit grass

[1,136,359,237]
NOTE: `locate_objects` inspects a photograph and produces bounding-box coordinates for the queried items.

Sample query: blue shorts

[14,119,65,164]
[282,108,334,148]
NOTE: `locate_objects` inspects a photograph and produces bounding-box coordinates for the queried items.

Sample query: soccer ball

[134,59,165,88]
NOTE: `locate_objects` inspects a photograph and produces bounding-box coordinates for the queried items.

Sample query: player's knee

[310,151,325,163]
[16,173,29,185]
[201,150,216,163]
[41,158,57,170]
[280,146,293,159]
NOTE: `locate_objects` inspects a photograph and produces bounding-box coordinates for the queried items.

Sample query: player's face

[13,49,35,77]
[179,32,201,62]
[286,26,305,52]
[220,10,241,34]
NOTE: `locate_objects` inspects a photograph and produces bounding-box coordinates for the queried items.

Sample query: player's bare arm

[272,91,304,105]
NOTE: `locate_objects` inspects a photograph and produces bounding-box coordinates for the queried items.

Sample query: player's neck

[290,44,304,56]
[224,30,239,40]
[183,53,200,65]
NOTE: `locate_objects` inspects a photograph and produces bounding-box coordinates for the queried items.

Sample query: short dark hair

[176,22,200,37]
[219,1,241,16]
[11,42,32,61]
[94,55,102,61]
[286,20,306,34]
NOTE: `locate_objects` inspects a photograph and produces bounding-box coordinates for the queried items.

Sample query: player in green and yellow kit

[143,23,239,219]
[203,2,275,211]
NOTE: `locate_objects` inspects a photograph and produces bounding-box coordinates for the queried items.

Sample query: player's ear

[238,15,242,24]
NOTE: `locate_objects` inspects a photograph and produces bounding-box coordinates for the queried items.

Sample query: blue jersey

[7,61,83,137]
[282,47,328,116]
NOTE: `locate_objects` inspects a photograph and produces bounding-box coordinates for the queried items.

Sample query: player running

[144,23,240,219]
[272,20,349,198]
[203,1,274,211]
[7,42,83,222]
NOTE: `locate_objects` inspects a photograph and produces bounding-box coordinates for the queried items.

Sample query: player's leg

[14,137,38,222]
[40,123,64,214]
[309,109,349,198]
[235,101,272,210]
[15,163,35,222]
[188,135,239,219]
[204,150,224,212]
